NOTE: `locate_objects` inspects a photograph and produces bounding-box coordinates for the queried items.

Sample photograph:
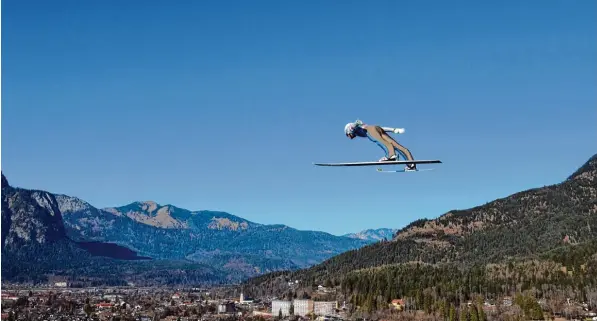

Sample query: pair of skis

[313,159,441,173]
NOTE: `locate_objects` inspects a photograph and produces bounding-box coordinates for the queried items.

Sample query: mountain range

[242,153,597,303]
[5,152,595,291]
[1,172,375,285]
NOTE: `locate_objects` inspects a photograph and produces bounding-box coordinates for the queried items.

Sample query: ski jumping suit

[353,125,414,161]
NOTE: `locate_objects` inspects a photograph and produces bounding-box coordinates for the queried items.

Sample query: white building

[293,299,314,316]
[240,293,254,304]
[103,294,119,301]
[272,300,292,316]
[55,282,67,287]
[314,301,337,316]
[218,302,235,314]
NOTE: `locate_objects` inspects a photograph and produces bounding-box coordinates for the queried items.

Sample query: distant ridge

[343,228,398,242]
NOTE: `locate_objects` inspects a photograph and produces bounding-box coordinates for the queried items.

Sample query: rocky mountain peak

[103,201,188,229]
[138,200,159,213]
[1,173,68,251]
[2,172,8,189]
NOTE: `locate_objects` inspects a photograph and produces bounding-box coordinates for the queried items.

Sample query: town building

[314,301,337,316]
[218,302,236,314]
[272,300,292,316]
[240,292,254,304]
[293,299,314,316]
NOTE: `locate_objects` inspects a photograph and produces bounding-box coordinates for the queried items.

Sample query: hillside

[242,153,597,302]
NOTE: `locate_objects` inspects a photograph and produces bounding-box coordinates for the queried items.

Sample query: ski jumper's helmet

[344,119,363,136]
[344,123,356,136]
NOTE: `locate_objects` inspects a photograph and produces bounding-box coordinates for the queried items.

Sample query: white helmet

[344,119,363,136]
[344,122,356,135]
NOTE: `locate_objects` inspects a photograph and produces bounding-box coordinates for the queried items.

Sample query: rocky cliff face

[1,173,156,284]
[1,172,68,251]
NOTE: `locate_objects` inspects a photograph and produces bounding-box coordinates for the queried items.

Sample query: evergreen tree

[470,305,479,321]
[459,306,468,321]
[424,293,433,314]
[439,300,447,321]
[449,304,457,321]
[477,304,486,321]
[529,300,544,320]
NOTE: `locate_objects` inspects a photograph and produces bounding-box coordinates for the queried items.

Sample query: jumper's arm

[354,119,405,134]
[381,126,405,134]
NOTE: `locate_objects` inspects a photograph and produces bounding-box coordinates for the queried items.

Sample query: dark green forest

[341,241,597,313]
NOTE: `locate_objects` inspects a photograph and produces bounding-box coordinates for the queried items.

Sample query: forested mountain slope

[243,154,597,303]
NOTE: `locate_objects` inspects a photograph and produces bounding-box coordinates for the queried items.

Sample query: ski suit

[352,125,414,161]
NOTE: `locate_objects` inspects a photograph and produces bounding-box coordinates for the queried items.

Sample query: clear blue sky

[2,0,596,236]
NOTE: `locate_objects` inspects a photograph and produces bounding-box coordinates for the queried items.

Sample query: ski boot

[378,155,398,162]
